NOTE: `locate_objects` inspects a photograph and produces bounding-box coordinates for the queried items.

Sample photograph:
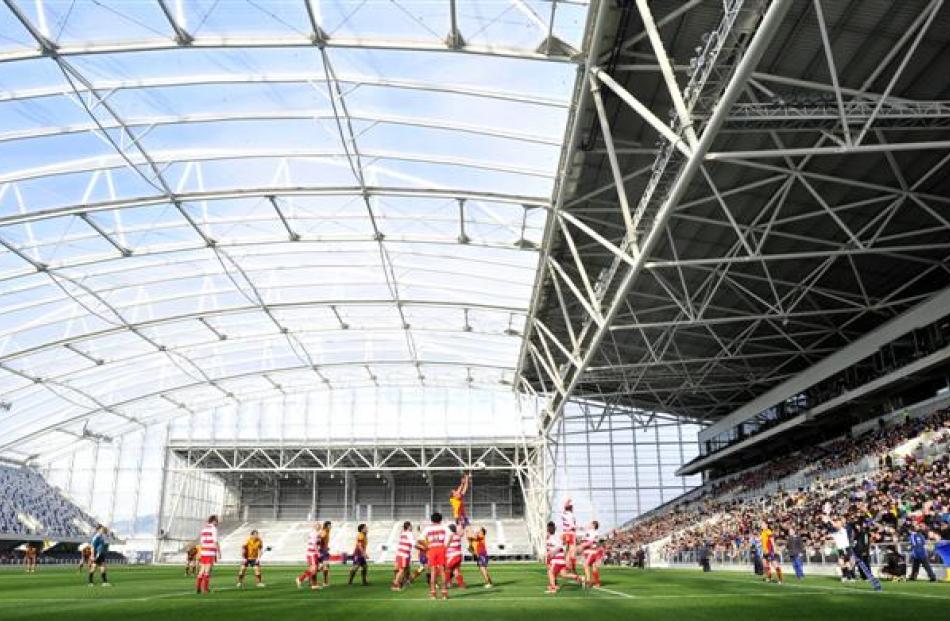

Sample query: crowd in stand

[0,465,98,538]
[607,409,950,564]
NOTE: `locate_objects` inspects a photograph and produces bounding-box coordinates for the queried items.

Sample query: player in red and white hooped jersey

[195,515,220,594]
[578,520,604,588]
[391,521,415,591]
[545,521,583,594]
[445,524,466,590]
[296,523,322,590]
[422,512,450,600]
[561,499,578,569]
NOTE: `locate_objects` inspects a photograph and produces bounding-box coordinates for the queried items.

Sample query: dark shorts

[319,551,330,562]
[351,554,366,567]
[763,552,778,563]
[837,548,852,561]
[419,552,428,566]
[243,559,259,568]
[94,554,107,566]
[476,553,489,567]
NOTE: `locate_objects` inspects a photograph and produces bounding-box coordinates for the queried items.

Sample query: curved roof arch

[0,0,593,459]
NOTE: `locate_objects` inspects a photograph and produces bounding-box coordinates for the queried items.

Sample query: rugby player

[236,529,265,588]
[347,523,369,586]
[184,542,198,576]
[195,516,219,594]
[422,512,450,600]
[318,521,332,587]
[88,525,112,587]
[545,521,583,594]
[23,543,37,574]
[449,473,470,527]
[446,523,466,589]
[759,521,783,584]
[579,520,604,588]
[467,526,493,587]
[391,521,414,591]
[561,499,578,570]
[296,523,322,590]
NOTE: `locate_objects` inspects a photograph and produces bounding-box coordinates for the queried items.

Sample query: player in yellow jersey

[237,530,265,588]
[449,473,470,527]
[760,521,783,584]
[347,523,369,586]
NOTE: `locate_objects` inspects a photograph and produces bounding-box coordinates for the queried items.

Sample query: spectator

[785,526,805,579]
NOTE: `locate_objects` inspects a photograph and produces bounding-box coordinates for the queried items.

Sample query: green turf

[0,564,947,620]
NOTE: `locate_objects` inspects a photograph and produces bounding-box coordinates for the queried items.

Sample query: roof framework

[520,0,950,432]
[0,0,589,459]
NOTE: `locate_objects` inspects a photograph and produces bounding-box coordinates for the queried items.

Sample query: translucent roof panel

[0,0,589,459]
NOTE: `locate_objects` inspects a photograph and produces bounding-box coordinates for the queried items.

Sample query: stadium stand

[0,465,99,539]
[608,406,950,567]
[174,518,532,564]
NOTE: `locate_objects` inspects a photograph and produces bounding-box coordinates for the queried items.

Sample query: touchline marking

[0,590,856,604]
[591,586,637,599]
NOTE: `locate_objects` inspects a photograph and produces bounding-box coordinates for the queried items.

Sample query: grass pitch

[0,564,947,620]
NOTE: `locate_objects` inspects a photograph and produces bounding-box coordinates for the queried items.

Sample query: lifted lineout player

[237,529,265,588]
[450,473,470,527]
[422,512,450,600]
[196,516,220,594]
[297,522,322,590]
[347,523,369,586]
[391,521,415,591]
[759,521,783,584]
[545,521,584,594]
[561,499,578,570]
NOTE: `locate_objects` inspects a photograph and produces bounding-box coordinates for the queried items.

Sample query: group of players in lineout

[185,474,607,597]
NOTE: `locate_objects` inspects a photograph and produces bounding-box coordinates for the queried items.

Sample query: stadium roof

[0,0,589,459]
[3,0,950,463]
[519,0,950,431]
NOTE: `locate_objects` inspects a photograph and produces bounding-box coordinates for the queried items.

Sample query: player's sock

[89,572,94,584]
[101,572,108,584]
[775,567,782,582]
[765,568,771,581]
[593,568,601,586]
[456,572,465,588]
[195,575,203,593]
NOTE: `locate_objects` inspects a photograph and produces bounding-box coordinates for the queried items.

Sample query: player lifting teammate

[392,521,415,591]
[195,516,219,594]
[237,529,265,588]
[422,512,450,600]
[467,526,493,587]
[446,523,466,589]
[410,525,430,585]
[545,521,584,593]
[317,521,332,587]
[579,520,604,588]
[347,523,369,586]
